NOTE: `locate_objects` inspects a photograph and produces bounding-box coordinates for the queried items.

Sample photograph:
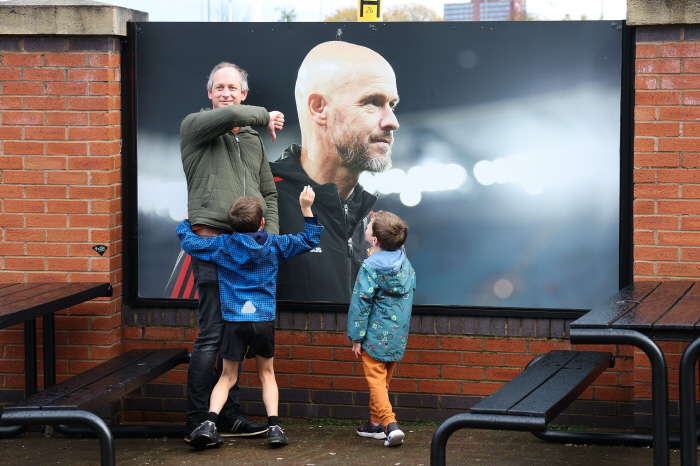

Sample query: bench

[1,348,189,466]
[430,350,614,466]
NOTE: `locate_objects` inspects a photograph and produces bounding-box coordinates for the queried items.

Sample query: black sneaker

[217,414,267,437]
[357,421,386,439]
[383,422,405,447]
[267,425,289,446]
[186,420,224,450]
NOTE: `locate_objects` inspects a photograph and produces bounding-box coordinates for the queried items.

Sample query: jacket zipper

[235,134,246,195]
[344,203,353,258]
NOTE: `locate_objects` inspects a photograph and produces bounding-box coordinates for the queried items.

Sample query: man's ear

[308,93,328,126]
[240,89,248,102]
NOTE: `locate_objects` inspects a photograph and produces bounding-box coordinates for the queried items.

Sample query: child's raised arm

[299,185,315,217]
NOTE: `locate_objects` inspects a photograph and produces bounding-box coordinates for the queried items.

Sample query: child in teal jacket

[347,211,416,447]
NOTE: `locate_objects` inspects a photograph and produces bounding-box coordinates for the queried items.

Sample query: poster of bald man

[127,21,629,312]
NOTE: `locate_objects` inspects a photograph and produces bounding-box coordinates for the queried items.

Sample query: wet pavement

[0,425,680,465]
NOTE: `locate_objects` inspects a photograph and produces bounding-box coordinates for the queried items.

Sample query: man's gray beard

[330,123,393,173]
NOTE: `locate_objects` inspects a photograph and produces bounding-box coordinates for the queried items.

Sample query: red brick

[26,214,67,228]
[682,247,700,261]
[633,168,655,183]
[396,364,440,378]
[658,169,700,183]
[406,335,439,349]
[462,352,503,367]
[419,380,460,394]
[486,367,522,382]
[69,330,119,346]
[633,201,656,215]
[660,107,700,121]
[658,138,700,152]
[683,91,700,106]
[89,141,121,156]
[47,172,88,186]
[0,213,24,226]
[635,106,656,121]
[311,333,349,346]
[682,217,700,230]
[4,199,45,213]
[462,381,504,396]
[659,200,700,215]
[595,387,633,401]
[441,366,483,380]
[24,68,66,81]
[25,127,66,140]
[683,185,700,199]
[47,200,88,213]
[635,76,656,90]
[68,186,113,199]
[635,90,680,106]
[90,112,120,126]
[685,59,700,73]
[291,346,333,360]
[633,230,655,245]
[636,44,658,58]
[634,138,655,152]
[144,327,184,341]
[45,112,87,126]
[44,143,87,158]
[69,127,113,140]
[658,262,700,276]
[90,171,121,185]
[24,98,67,113]
[634,216,678,230]
[3,82,44,95]
[662,76,700,89]
[291,375,331,389]
[636,59,681,74]
[26,186,67,199]
[1,54,43,66]
[90,82,120,96]
[0,97,22,109]
[635,152,679,167]
[54,315,90,330]
[90,343,121,360]
[45,54,87,67]
[26,243,67,257]
[634,246,678,261]
[483,339,527,353]
[636,122,681,137]
[441,337,481,351]
[68,69,113,82]
[659,231,700,246]
[660,44,700,58]
[418,351,461,365]
[634,184,678,199]
[0,244,25,257]
[0,68,21,80]
[311,361,354,375]
[3,111,43,125]
[0,272,29,283]
[4,170,44,184]
[0,127,22,139]
[5,228,47,242]
[67,97,110,111]
[504,354,537,368]
[528,340,570,353]
[47,82,88,95]
[48,258,88,271]
[683,153,700,167]
[332,376,368,391]
[5,257,45,270]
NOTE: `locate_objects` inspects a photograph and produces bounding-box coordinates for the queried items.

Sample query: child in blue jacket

[176,187,323,449]
[347,210,416,447]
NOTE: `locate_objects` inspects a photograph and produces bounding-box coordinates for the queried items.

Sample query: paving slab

[0,426,682,465]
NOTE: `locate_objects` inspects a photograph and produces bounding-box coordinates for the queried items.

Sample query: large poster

[131,21,624,310]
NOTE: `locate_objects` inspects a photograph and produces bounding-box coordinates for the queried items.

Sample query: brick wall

[0,37,123,405]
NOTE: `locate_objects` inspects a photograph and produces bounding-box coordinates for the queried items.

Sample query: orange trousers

[361,350,397,426]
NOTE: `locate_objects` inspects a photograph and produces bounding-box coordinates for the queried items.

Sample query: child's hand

[352,342,362,358]
[299,185,315,217]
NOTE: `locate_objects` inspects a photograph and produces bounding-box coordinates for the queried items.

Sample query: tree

[325,3,442,22]
[276,6,297,22]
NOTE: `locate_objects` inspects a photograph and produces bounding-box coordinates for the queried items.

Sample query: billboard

[126,21,628,312]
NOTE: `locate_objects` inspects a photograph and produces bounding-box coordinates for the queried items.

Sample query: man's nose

[380,107,399,131]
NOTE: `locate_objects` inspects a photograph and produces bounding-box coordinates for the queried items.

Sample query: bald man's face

[327,61,399,173]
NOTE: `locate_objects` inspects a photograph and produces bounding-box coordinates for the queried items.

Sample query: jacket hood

[271,144,322,187]
[227,231,271,265]
[364,250,413,295]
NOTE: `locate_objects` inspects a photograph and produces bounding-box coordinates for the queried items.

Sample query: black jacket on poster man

[270,144,378,303]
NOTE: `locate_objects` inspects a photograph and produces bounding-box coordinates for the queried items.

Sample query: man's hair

[371,211,408,251]
[207,62,249,92]
[227,196,263,232]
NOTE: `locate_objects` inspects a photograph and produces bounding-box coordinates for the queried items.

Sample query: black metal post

[43,313,56,388]
[1,410,115,466]
[679,337,700,466]
[430,413,546,466]
[570,328,669,466]
[23,318,37,397]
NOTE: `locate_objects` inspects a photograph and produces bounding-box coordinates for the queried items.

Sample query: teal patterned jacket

[347,250,416,362]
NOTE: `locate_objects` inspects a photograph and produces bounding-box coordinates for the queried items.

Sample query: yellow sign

[358,0,382,21]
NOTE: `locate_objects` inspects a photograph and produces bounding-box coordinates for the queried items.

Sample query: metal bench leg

[430,413,546,466]
[1,410,115,466]
[679,338,700,466]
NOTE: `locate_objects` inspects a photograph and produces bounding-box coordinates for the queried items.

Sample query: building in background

[445,0,525,21]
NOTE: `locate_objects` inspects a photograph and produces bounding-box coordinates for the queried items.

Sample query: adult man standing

[270,41,400,303]
[181,62,283,445]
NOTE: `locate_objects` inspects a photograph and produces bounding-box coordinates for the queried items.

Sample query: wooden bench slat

[45,348,187,411]
[654,282,700,330]
[0,283,68,308]
[507,351,613,423]
[469,350,580,415]
[612,281,692,329]
[570,282,659,329]
[8,350,156,409]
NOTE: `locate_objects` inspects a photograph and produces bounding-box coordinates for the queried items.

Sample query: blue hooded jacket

[347,250,416,362]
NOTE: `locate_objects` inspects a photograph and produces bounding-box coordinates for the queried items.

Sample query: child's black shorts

[220,320,275,361]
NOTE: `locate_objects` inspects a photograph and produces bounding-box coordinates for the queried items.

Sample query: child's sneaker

[267,425,289,445]
[383,422,405,447]
[187,420,224,449]
[357,421,386,439]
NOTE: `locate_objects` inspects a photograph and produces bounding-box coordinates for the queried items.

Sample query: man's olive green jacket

[180,105,279,234]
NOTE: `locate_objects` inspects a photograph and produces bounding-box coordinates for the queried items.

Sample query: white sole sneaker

[384,428,405,446]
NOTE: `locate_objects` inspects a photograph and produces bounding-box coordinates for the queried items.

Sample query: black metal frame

[121,22,636,317]
[679,337,700,466]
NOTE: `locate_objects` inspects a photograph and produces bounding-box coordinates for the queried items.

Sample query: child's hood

[364,249,414,295]
[225,231,271,264]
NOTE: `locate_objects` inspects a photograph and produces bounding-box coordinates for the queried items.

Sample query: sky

[94,0,627,22]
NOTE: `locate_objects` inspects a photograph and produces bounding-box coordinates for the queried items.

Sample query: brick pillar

[629,0,700,433]
[0,3,147,416]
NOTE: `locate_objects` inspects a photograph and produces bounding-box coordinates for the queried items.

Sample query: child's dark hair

[227,196,263,232]
[371,211,408,251]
